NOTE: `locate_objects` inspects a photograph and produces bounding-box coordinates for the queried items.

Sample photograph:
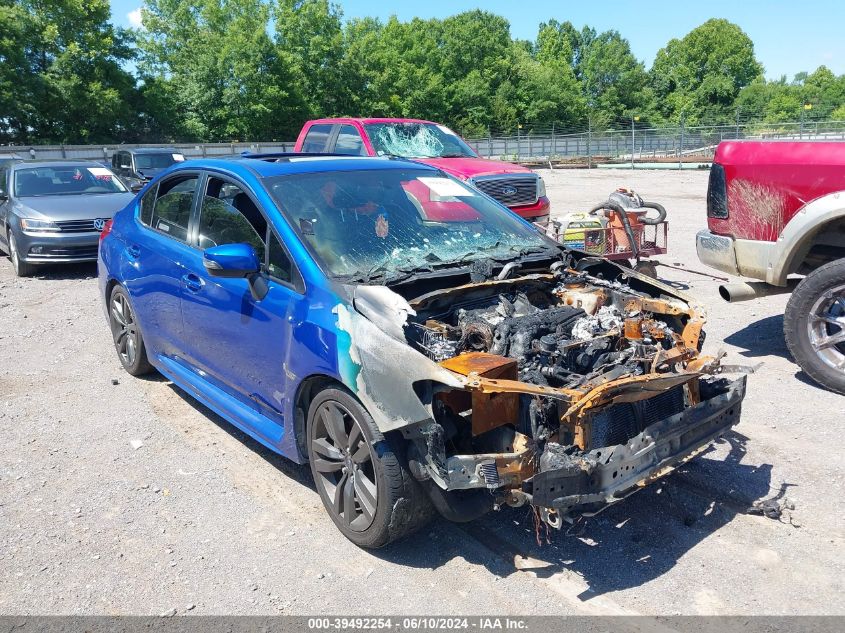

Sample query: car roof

[123,147,181,154]
[308,117,437,126]
[177,155,438,179]
[11,159,108,170]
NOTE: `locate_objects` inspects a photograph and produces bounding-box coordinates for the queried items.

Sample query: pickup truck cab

[696,141,845,394]
[294,118,551,224]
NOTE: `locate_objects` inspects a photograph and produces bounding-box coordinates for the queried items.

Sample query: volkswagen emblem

[93,218,106,231]
[501,185,518,196]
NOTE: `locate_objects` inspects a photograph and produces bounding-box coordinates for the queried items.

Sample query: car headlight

[20,218,60,232]
[537,176,546,198]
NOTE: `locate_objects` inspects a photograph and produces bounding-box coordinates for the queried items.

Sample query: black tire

[784,259,845,395]
[306,387,434,548]
[108,284,154,376]
[8,231,37,277]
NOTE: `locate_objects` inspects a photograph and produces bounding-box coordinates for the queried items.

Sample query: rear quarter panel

[709,141,845,241]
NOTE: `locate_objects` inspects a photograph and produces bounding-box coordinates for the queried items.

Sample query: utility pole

[587,116,592,169]
[801,102,812,139]
[631,114,639,170]
[678,112,685,171]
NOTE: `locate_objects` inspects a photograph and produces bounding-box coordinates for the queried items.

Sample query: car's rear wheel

[306,387,433,548]
[109,284,153,376]
[8,231,36,277]
[784,259,845,395]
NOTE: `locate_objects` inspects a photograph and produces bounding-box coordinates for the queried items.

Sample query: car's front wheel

[306,387,433,548]
[8,231,37,277]
[108,284,153,376]
[784,258,845,395]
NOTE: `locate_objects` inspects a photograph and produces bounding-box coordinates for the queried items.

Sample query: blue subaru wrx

[98,154,745,548]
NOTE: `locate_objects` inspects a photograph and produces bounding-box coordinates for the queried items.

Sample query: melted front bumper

[528,375,746,513]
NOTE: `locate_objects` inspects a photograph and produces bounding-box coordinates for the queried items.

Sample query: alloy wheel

[111,292,139,367]
[807,283,845,373]
[311,400,379,532]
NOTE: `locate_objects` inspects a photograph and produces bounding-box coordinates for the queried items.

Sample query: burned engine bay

[385,263,747,528]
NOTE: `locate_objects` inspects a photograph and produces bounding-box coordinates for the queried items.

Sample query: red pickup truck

[294,118,551,224]
[696,140,845,394]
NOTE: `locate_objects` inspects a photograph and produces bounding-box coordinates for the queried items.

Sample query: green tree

[579,29,654,128]
[139,0,308,141]
[274,0,347,117]
[0,0,138,143]
[651,18,762,124]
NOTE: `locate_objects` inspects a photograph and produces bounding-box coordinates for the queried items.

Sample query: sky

[109,0,844,80]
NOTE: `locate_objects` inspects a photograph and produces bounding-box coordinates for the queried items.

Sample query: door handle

[127,244,141,259]
[182,273,204,293]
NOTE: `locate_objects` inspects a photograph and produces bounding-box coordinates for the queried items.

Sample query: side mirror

[130,182,145,193]
[0,191,7,202]
[203,244,267,300]
[203,243,261,278]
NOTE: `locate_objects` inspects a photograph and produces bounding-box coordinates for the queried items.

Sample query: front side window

[14,165,128,197]
[145,175,198,241]
[334,125,367,156]
[301,124,333,153]
[264,168,554,280]
[197,177,266,260]
[364,122,476,159]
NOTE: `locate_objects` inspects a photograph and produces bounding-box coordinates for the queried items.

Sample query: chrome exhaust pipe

[718,280,799,303]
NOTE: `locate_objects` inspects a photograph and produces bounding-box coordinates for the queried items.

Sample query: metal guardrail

[0,141,296,162]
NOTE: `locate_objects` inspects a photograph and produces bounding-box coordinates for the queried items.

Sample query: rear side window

[334,125,366,156]
[140,175,198,242]
[139,183,158,225]
[301,124,332,153]
[707,163,728,219]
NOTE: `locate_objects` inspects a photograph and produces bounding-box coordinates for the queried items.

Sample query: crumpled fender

[333,286,464,433]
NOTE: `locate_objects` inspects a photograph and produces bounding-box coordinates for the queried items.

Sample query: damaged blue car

[98,154,746,548]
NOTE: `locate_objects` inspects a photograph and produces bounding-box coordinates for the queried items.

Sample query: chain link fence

[4,118,845,166]
[464,119,845,165]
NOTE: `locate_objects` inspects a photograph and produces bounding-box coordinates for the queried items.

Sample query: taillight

[99,218,114,241]
[707,163,728,219]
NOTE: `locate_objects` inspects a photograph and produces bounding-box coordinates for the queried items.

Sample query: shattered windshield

[264,168,555,281]
[364,122,477,159]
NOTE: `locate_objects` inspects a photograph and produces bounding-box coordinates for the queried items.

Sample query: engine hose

[589,201,639,259]
[639,201,667,225]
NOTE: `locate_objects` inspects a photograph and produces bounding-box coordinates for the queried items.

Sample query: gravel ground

[0,168,843,615]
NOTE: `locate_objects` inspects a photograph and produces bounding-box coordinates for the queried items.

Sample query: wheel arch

[292,373,347,462]
[773,193,845,285]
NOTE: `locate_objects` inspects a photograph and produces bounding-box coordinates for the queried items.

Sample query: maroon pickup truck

[696,140,845,394]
